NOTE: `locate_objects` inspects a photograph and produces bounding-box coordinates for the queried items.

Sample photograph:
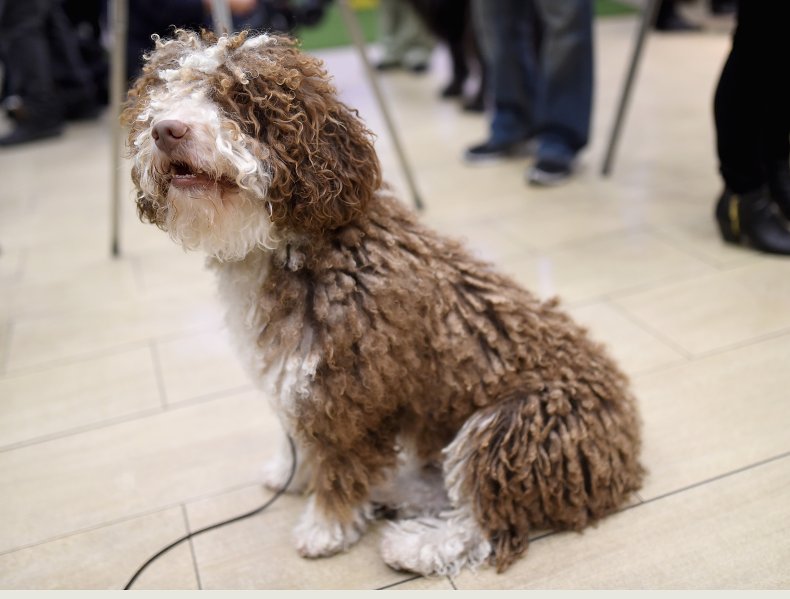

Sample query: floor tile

[155,329,251,406]
[0,390,278,553]
[500,230,713,304]
[185,485,411,589]
[614,259,790,355]
[451,455,790,589]
[5,285,224,372]
[633,333,790,499]
[0,346,161,449]
[0,507,196,590]
[565,300,687,376]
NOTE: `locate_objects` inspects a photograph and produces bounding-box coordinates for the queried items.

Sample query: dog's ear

[231,35,383,234]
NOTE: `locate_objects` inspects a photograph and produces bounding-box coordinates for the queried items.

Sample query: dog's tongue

[171,172,214,188]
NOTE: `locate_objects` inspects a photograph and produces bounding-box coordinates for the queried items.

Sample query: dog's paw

[379,510,492,576]
[294,497,370,558]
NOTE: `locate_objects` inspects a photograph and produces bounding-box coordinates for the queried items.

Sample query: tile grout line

[181,504,203,590]
[631,449,790,510]
[0,477,267,558]
[605,298,695,360]
[0,384,255,454]
[627,323,790,381]
[0,323,222,379]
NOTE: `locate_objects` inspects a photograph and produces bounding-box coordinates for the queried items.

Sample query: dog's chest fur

[213,250,319,429]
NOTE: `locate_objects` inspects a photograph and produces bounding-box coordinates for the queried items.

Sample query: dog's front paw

[294,497,370,558]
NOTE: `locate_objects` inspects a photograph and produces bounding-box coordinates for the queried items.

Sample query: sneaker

[527,157,573,186]
[463,139,533,165]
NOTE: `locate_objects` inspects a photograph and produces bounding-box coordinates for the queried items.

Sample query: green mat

[296,0,638,51]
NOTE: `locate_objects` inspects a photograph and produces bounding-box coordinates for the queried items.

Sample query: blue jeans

[472,0,593,162]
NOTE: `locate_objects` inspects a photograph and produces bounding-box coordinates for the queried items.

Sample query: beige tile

[634,332,790,499]
[9,256,139,319]
[614,259,790,355]
[0,346,161,449]
[0,246,23,283]
[452,455,790,589]
[500,231,712,304]
[5,285,224,372]
[495,185,635,252]
[185,485,411,589]
[131,246,215,296]
[0,390,278,553]
[156,329,251,405]
[426,219,533,265]
[651,213,761,269]
[566,301,687,376]
[0,507,197,590]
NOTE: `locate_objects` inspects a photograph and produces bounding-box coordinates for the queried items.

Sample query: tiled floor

[1,14,789,590]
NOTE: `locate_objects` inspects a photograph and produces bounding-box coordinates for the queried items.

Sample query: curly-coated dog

[123,30,644,576]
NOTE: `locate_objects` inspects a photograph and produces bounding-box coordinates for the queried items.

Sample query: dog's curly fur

[123,30,644,575]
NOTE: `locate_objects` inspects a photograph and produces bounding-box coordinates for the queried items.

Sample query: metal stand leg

[601,0,661,177]
[336,0,424,210]
[109,0,127,257]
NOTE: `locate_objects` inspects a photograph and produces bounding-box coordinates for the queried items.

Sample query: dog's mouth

[169,161,217,189]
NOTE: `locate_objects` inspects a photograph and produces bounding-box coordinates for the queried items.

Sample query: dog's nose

[152,119,189,153]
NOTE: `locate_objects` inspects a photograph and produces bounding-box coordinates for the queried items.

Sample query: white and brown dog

[124,30,644,576]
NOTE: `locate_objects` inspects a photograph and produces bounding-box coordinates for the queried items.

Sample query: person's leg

[47,2,99,120]
[465,0,539,162]
[0,0,63,145]
[713,0,790,254]
[528,0,592,185]
[394,1,434,71]
[377,0,403,68]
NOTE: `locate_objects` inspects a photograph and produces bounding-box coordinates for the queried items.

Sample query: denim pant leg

[472,0,541,145]
[533,0,593,161]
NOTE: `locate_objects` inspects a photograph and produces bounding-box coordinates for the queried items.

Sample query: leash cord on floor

[123,436,297,590]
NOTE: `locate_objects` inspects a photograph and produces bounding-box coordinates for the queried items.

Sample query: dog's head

[123,30,381,260]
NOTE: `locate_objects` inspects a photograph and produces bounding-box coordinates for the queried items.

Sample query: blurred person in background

[375,0,434,73]
[464,0,593,187]
[0,0,99,146]
[713,0,790,255]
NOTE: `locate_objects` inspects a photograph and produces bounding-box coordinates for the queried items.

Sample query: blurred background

[1,0,789,590]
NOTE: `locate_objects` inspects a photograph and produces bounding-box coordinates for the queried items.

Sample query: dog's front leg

[261,432,313,494]
[293,436,397,558]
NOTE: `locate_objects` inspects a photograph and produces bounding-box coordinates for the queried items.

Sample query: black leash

[124,436,297,590]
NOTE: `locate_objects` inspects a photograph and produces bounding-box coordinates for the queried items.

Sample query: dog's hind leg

[378,411,497,576]
[380,390,643,575]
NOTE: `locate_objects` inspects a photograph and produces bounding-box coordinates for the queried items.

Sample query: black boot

[767,160,790,221]
[715,187,790,255]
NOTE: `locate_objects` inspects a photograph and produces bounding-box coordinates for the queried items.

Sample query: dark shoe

[407,62,428,74]
[0,122,63,147]
[527,157,573,186]
[464,138,533,164]
[655,14,701,32]
[710,0,736,15]
[767,160,790,221]
[715,187,790,255]
[375,60,401,71]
